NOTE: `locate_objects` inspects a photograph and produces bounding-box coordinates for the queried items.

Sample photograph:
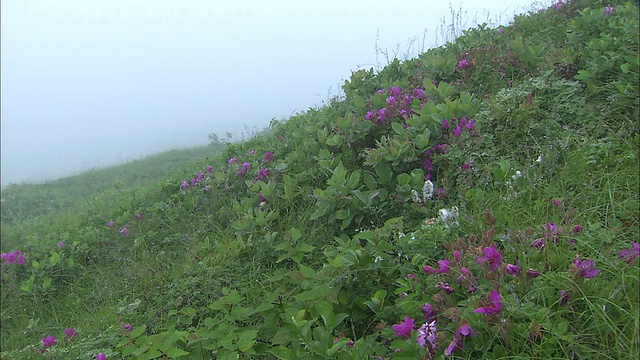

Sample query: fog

[1,0,540,187]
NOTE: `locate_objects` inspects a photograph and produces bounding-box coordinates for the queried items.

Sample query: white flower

[411,189,422,203]
[422,180,434,201]
[512,170,522,180]
[374,256,383,263]
[438,206,459,227]
[536,154,544,162]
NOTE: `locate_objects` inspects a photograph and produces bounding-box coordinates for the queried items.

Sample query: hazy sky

[1,0,541,186]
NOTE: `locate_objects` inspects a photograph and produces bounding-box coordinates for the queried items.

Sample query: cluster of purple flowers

[441,116,476,138]
[180,165,214,191]
[604,5,615,15]
[456,59,471,70]
[227,151,274,181]
[531,222,582,249]
[364,86,427,125]
[1,249,26,265]
[41,327,78,350]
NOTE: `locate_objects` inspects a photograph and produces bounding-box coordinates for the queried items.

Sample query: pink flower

[573,258,600,278]
[64,327,78,341]
[1,250,26,265]
[120,227,128,236]
[618,242,639,263]
[423,259,450,275]
[392,316,415,338]
[206,165,213,172]
[96,354,107,360]
[42,335,56,347]
[263,151,275,163]
[228,157,238,165]
[474,289,503,315]
[477,246,503,271]
[407,273,417,280]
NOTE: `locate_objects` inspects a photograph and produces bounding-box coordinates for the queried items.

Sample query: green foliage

[2,2,639,359]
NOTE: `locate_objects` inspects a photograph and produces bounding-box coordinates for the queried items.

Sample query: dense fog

[0,0,538,187]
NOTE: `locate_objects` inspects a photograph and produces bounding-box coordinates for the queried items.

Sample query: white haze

[1,0,542,187]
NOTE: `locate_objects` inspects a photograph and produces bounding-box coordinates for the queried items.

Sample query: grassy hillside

[1,0,638,359]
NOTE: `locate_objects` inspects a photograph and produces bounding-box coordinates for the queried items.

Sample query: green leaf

[374,164,392,185]
[346,170,361,190]
[335,209,350,220]
[270,346,295,360]
[42,277,52,290]
[391,122,406,135]
[129,325,146,339]
[316,302,335,330]
[165,347,190,358]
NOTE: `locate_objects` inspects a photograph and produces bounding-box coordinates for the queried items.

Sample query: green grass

[1,0,638,359]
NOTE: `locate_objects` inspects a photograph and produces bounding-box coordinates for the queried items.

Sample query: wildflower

[436,282,454,293]
[618,242,639,264]
[248,149,256,155]
[552,1,563,11]
[474,289,503,315]
[411,189,422,203]
[423,157,433,172]
[459,117,468,128]
[413,88,425,100]
[386,96,396,104]
[456,59,469,70]
[97,354,107,360]
[64,327,78,341]
[559,290,572,306]
[551,199,563,207]
[571,225,582,233]
[441,119,450,129]
[135,213,142,219]
[453,250,462,263]
[572,258,600,278]
[263,151,274,163]
[458,267,478,294]
[444,324,477,356]
[542,223,560,241]
[228,157,238,165]
[465,118,475,130]
[203,186,211,192]
[452,126,462,137]
[365,111,375,120]
[407,273,417,280]
[527,269,542,278]
[120,227,128,236]
[432,143,449,153]
[508,79,513,87]
[124,323,133,331]
[257,168,271,180]
[477,246,503,271]
[424,259,450,275]
[460,163,472,170]
[190,178,197,186]
[423,180,434,201]
[416,320,438,349]
[422,303,437,322]
[392,316,414,338]
[531,238,546,250]
[181,180,188,190]
[57,241,65,248]
[437,187,447,199]
[1,250,26,265]
[108,221,114,228]
[206,165,213,172]
[42,335,56,347]
[506,264,520,277]
[498,27,504,35]
[439,206,458,226]
[604,5,615,15]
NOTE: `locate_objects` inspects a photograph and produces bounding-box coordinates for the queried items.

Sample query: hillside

[1,0,638,359]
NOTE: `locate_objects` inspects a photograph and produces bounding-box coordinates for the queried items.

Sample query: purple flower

[236,169,246,177]
[413,88,425,100]
[456,59,469,70]
[124,323,133,331]
[97,354,107,360]
[407,273,417,280]
[527,269,542,278]
[423,157,433,172]
[376,89,384,94]
[573,258,600,278]
[257,168,271,180]
[386,96,396,104]
[416,320,438,349]
[120,227,128,236]
[444,324,477,356]
[57,241,65,248]
[242,162,251,171]
[248,149,256,155]
[460,163,472,170]
[531,238,546,250]
[508,79,513,87]
[441,119,450,129]
[258,194,267,203]
[365,111,375,120]
[263,151,275,163]
[459,117,468,128]
[474,289,503,315]
[64,327,78,341]
[477,246,503,271]
[1,250,26,265]
[422,303,437,322]
[424,259,450,275]
[432,143,449,154]
[553,1,563,11]
[618,242,639,264]
[181,180,189,190]
[228,157,238,165]
[571,225,582,233]
[452,126,462,137]
[392,316,414,338]
[206,165,213,172]
[551,199,563,207]
[190,178,197,186]
[135,213,143,219]
[465,118,475,130]
[498,27,504,35]
[453,250,462,263]
[437,187,447,199]
[436,282,454,293]
[506,264,520,277]
[42,335,56,347]
[108,221,114,228]
[604,5,615,15]
[559,290,572,306]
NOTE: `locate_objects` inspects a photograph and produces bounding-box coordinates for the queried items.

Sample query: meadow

[1,0,638,359]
